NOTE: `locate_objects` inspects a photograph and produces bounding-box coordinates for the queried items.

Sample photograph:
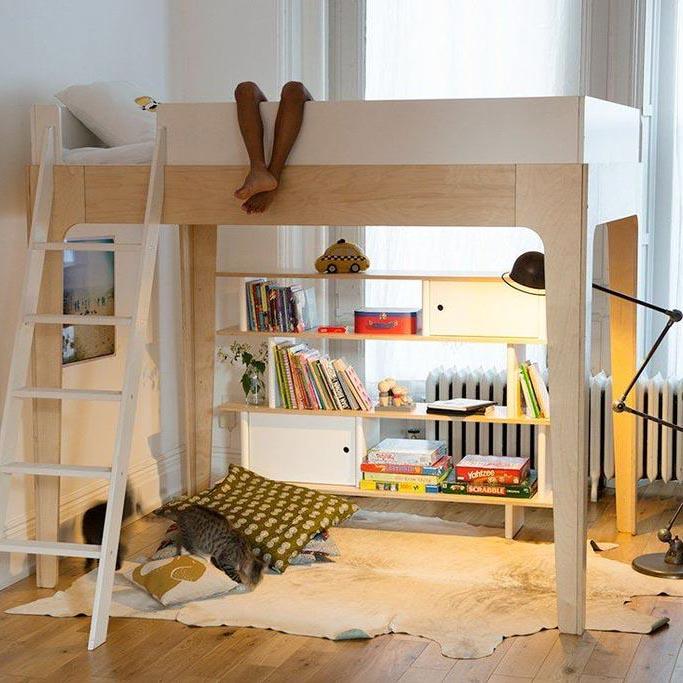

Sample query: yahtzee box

[455,454,530,485]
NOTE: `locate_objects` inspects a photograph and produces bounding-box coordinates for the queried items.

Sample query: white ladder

[0,126,166,650]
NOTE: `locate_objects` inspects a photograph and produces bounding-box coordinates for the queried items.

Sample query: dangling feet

[241,188,277,214]
[234,168,278,201]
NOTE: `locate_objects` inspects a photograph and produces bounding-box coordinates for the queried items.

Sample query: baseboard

[0,446,184,591]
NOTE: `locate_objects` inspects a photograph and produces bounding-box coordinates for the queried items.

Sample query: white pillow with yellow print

[124,554,239,607]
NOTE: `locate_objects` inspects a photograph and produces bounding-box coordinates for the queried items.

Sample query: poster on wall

[62,238,115,365]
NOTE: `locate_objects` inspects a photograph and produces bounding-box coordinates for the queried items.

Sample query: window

[361,0,581,389]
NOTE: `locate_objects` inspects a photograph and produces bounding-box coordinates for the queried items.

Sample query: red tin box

[354,308,422,335]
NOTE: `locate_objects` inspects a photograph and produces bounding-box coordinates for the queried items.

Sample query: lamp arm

[591,283,683,431]
[666,502,683,533]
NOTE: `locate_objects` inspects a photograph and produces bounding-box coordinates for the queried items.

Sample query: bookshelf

[219,271,550,538]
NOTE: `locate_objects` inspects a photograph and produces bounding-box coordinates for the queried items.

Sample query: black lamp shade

[502,251,546,296]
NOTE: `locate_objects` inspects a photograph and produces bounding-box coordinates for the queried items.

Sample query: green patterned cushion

[159,465,357,572]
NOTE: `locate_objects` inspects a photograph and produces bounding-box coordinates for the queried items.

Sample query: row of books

[274,342,373,411]
[519,361,550,418]
[359,440,537,498]
[246,279,318,333]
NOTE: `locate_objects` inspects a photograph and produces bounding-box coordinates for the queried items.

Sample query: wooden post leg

[516,165,590,635]
[504,505,524,539]
[180,225,216,494]
[606,216,639,535]
[29,166,85,587]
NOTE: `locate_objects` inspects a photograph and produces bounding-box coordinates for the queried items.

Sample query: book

[519,363,540,418]
[527,361,550,417]
[455,454,530,485]
[246,280,318,332]
[366,438,447,466]
[426,398,496,416]
[359,479,441,494]
[360,455,451,476]
[441,471,538,498]
[363,467,452,486]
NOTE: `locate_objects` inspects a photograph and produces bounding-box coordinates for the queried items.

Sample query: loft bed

[18,95,640,647]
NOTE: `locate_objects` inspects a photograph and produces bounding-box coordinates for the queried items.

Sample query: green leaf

[253,360,266,374]
[241,373,252,395]
[242,351,253,366]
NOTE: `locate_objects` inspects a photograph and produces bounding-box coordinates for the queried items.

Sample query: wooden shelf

[217,269,503,282]
[293,481,553,509]
[218,401,550,426]
[217,325,546,346]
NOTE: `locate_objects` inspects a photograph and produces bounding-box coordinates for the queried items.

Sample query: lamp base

[632,553,683,579]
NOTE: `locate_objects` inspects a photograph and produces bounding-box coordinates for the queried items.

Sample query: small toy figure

[134,95,159,111]
[376,378,414,409]
[315,239,370,274]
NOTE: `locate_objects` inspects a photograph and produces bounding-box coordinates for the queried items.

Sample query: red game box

[455,455,530,485]
[354,308,422,335]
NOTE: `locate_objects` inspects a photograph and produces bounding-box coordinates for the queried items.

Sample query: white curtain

[363,0,581,386]
[668,8,683,376]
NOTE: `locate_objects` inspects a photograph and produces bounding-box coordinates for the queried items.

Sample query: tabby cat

[162,504,265,588]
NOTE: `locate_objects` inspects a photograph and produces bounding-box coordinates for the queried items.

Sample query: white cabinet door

[248,413,356,485]
[428,280,546,339]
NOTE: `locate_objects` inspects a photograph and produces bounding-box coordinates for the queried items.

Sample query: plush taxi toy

[315,239,370,274]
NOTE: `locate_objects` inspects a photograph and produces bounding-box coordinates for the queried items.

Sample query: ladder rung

[13,387,122,401]
[25,314,132,327]
[0,462,111,479]
[0,539,101,559]
[33,242,141,252]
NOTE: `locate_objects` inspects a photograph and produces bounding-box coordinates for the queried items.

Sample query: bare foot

[241,189,276,214]
[234,168,278,201]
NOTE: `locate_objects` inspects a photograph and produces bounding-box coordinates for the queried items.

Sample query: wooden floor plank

[532,631,598,681]
[493,630,560,679]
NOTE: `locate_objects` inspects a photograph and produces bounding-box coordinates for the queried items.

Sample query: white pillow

[55,81,156,147]
[123,554,239,607]
[62,141,154,165]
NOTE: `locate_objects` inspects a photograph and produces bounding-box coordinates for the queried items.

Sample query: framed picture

[62,238,115,365]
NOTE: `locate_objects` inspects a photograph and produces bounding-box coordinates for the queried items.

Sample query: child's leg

[234,81,279,200]
[242,81,312,214]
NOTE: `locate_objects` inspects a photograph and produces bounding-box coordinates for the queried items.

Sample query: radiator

[425,367,683,502]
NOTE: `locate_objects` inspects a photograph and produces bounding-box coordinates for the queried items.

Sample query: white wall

[0,0,180,589]
[168,0,292,476]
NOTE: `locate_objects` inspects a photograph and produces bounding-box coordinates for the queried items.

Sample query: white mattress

[62,141,153,165]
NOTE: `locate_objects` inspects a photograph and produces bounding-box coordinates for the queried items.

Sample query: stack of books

[360,438,451,494]
[441,454,537,499]
[274,342,373,411]
[519,361,550,418]
[246,279,317,332]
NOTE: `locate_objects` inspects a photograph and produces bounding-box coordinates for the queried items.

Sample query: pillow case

[159,464,357,572]
[55,81,156,147]
[123,554,238,606]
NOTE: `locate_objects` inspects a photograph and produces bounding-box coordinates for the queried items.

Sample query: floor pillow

[123,554,239,607]
[158,464,358,572]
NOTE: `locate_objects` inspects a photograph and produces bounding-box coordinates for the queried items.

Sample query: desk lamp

[503,251,683,578]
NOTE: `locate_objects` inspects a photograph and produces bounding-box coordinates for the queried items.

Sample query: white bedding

[62,141,154,165]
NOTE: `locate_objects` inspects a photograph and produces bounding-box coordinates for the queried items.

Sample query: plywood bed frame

[16,96,641,646]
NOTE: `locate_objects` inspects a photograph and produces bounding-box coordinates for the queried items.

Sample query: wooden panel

[218,325,545,345]
[515,164,589,634]
[248,413,356,485]
[158,98,584,165]
[581,97,640,164]
[163,165,516,226]
[83,166,149,223]
[181,226,217,493]
[31,165,86,587]
[607,216,639,535]
[218,402,550,426]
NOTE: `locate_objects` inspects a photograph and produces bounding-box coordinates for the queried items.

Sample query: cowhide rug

[7,511,683,659]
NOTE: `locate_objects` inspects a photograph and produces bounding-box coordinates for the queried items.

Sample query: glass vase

[245,369,266,406]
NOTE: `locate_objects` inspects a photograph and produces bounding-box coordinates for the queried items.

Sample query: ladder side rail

[88,128,167,650]
[0,128,55,544]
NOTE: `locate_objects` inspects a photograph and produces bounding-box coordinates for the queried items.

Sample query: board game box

[442,470,538,498]
[455,454,530,485]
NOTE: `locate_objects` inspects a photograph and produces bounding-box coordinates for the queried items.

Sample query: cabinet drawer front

[248,413,356,485]
[428,280,546,339]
